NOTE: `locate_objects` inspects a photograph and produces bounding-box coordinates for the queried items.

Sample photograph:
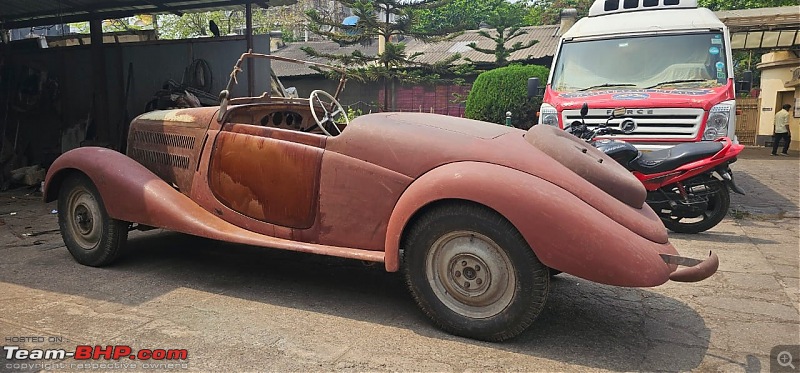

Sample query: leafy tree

[303,0,463,111]
[158,12,220,38]
[526,0,592,25]
[697,0,796,10]
[148,2,314,40]
[465,64,549,128]
[524,0,794,26]
[410,0,516,32]
[465,2,539,68]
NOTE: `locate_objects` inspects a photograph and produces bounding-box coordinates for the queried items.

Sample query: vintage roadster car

[44,52,718,342]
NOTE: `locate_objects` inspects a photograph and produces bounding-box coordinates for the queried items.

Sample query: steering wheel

[309,90,349,136]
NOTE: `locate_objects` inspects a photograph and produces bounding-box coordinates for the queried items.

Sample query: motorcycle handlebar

[567,123,625,141]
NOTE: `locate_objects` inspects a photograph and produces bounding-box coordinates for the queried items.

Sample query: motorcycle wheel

[657,176,730,234]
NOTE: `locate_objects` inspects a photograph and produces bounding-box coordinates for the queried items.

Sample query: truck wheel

[402,203,549,342]
[58,174,128,266]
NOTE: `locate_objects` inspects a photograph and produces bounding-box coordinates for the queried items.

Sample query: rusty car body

[44,52,718,342]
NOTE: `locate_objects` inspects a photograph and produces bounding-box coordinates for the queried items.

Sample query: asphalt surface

[0,146,797,372]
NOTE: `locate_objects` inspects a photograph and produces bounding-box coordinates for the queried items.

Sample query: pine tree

[303,0,464,111]
[466,2,539,68]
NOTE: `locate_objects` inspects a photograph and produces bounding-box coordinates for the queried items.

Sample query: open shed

[1,1,294,188]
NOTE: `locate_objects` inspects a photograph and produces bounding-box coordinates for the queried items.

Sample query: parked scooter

[566,103,745,234]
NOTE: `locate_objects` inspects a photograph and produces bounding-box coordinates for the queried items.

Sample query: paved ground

[0,146,797,372]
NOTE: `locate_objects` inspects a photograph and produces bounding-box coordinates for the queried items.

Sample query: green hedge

[465,65,549,129]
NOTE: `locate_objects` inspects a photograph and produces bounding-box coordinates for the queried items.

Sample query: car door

[207,122,325,230]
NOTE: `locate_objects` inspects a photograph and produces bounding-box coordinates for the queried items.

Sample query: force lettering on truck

[558,89,715,99]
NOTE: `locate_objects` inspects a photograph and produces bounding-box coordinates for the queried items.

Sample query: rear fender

[384,161,678,287]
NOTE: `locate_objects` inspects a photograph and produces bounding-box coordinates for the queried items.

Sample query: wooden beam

[142,0,184,16]
[0,0,272,29]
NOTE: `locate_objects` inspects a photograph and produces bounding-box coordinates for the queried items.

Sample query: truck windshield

[551,33,728,92]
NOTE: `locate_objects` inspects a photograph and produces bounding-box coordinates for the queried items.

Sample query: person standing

[772,104,791,156]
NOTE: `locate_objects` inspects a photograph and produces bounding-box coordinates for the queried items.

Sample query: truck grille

[562,108,704,139]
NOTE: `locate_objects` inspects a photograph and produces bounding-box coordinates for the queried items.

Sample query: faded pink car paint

[44,147,385,263]
[45,110,716,287]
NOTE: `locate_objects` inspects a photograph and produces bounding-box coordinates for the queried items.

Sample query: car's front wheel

[58,174,128,267]
[402,203,549,342]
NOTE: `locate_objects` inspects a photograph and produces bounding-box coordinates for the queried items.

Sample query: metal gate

[735,98,760,146]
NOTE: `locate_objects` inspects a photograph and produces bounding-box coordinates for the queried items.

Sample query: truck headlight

[539,104,558,126]
[704,101,735,140]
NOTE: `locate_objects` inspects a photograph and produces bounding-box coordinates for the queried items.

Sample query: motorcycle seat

[630,141,724,175]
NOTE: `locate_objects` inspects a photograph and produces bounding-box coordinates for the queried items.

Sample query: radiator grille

[129,148,190,169]
[132,131,196,149]
[562,108,704,139]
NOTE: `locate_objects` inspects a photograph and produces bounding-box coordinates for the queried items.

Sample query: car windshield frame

[217,51,348,122]
[551,32,729,93]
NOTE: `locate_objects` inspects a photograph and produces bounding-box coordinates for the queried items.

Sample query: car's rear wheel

[58,174,128,266]
[402,203,549,342]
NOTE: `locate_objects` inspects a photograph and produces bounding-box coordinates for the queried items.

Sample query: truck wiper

[644,79,707,89]
[578,83,636,91]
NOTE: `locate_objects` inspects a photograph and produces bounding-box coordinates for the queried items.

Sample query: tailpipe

[661,252,719,282]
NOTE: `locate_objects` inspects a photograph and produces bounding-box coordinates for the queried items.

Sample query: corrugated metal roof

[271,25,560,76]
[268,7,797,75]
[271,41,379,77]
[403,25,560,65]
[715,6,800,31]
[1,0,296,29]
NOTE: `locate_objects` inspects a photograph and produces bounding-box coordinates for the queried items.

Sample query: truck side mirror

[580,103,589,117]
[527,77,540,99]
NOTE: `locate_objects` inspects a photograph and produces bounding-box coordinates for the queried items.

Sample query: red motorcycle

[567,104,745,234]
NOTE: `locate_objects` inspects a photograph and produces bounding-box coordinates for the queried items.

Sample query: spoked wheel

[308,90,349,136]
[656,176,730,234]
[403,203,549,342]
[58,174,128,266]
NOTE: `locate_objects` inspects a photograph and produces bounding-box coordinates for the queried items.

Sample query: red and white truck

[533,0,737,150]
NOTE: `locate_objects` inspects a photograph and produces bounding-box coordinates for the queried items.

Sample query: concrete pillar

[559,9,578,35]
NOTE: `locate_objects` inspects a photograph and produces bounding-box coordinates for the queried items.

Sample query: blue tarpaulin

[342,16,359,26]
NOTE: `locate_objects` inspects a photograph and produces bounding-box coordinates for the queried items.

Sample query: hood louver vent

[132,131,196,149]
[129,148,190,169]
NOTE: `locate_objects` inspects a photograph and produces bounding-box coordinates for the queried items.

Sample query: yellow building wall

[757,51,800,151]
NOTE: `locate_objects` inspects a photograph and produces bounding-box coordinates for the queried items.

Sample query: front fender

[44,147,205,230]
[384,161,679,287]
[45,146,240,237]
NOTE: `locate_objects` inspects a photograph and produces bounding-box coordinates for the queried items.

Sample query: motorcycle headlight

[539,104,558,126]
[704,102,735,140]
